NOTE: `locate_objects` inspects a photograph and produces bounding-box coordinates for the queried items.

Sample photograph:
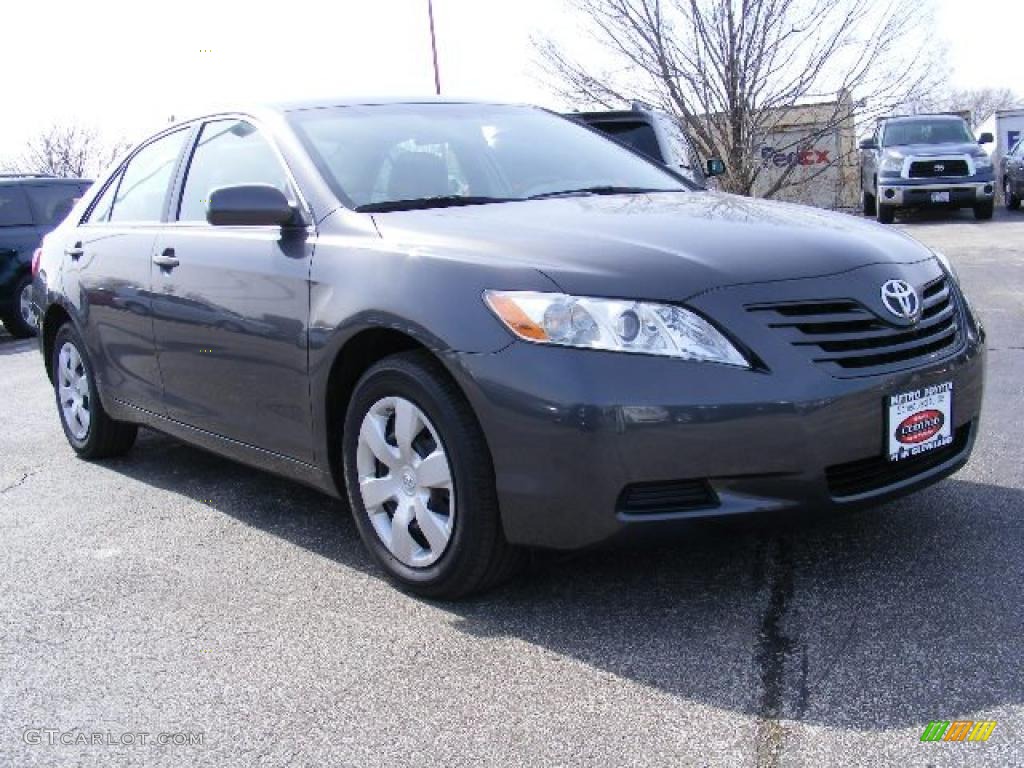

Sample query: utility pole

[428,0,441,95]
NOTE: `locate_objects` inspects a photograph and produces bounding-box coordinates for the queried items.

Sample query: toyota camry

[32,99,986,597]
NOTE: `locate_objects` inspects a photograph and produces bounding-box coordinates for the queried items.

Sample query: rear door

[68,129,191,412]
[150,118,315,462]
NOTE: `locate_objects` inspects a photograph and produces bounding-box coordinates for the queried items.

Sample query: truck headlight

[484,290,750,367]
[879,156,903,174]
[973,155,993,171]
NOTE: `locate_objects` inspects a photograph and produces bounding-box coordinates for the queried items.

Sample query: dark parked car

[0,175,90,337]
[1001,136,1024,210]
[34,99,985,598]
[859,114,995,223]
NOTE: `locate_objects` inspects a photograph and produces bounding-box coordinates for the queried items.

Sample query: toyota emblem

[934,163,945,173]
[880,279,920,321]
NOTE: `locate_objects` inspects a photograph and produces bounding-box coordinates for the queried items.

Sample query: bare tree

[2,124,129,179]
[948,88,1022,129]
[535,0,947,198]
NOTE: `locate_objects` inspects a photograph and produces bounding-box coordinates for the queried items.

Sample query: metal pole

[428,0,441,95]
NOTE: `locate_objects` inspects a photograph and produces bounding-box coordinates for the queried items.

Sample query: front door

[149,119,315,463]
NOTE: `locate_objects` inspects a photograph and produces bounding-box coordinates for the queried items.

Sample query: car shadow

[99,428,1023,732]
[0,333,37,357]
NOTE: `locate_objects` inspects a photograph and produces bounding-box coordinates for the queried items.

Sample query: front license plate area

[887,383,953,462]
[931,191,951,203]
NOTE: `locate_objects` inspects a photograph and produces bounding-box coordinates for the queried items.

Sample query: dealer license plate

[886,383,953,462]
[931,191,951,203]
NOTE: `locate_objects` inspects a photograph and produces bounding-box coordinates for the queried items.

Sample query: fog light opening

[884,189,895,200]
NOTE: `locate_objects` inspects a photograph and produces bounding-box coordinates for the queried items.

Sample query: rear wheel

[0,275,37,338]
[973,200,994,220]
[342,351,521,599]
[1005,178,1021,211]
[52,323,137,459]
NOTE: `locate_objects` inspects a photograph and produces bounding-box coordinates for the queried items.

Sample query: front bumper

[877,179,995,207]
[446,285,985,550]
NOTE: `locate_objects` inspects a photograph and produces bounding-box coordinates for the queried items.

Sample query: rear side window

[84,173,121,224]
[25,184,84,226]
[177,120,292,222]
[0,185,33,227]
[108,129,189,223]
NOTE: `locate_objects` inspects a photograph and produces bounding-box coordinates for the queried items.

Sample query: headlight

[484,290,750,367]
[879,155,903,174]
[973,154,993,171]
[932,249,960,284]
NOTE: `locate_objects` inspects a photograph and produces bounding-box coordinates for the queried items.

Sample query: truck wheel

[973,201,994,220]
[1005,178,1021,211]
[876,204,895,224]
[0,275,38,338]
[862,189,877,217]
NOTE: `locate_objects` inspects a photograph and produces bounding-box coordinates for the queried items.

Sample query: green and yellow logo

[920,720,997,742]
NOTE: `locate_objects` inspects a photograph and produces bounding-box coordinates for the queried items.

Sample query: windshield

[287,103,689,211]
[882,119,974,147]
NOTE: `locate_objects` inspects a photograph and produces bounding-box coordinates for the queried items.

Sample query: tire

[862,188,877,217]
[1004,178,1021,211]
[0,274,38,338]
[342,350,521,599]
[973,200,994,220]
[52,323,138,459]
[876,204,895,224]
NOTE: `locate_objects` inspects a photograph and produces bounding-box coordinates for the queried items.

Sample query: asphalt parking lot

[1,207,1022,768]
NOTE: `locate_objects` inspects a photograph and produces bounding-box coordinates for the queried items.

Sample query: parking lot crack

[754,535,796,768]
[1,471,36,494]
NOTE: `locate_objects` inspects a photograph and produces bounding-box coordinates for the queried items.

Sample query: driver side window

[177,120,292,222]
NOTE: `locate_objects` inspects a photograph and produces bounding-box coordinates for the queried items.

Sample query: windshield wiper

[528,185,675,200]
[355,196,516,213]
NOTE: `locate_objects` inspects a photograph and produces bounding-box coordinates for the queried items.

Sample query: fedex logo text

[760,146,832,168]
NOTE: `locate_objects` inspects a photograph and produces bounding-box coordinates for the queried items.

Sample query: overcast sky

[3,0,1021,162]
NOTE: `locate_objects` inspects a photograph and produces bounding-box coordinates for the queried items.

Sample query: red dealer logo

[896,409,945,444]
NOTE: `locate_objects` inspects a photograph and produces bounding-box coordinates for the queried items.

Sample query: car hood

[370,191,934,301]
[883,142,985,159]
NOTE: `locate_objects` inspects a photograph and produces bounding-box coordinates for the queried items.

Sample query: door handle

[153,248,180,270]
[65,243,84,260]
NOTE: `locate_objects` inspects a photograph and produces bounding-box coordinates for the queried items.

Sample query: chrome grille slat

[746,276,962,376]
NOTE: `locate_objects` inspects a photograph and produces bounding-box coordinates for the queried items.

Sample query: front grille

[826,423,971,498]
[747,277,961,377]
[618,479,718,515]
[908,159,969,178]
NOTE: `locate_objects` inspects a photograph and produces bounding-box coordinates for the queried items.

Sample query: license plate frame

[886,383,954,463]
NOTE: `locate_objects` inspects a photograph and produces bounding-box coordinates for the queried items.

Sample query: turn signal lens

[31,248,43,278]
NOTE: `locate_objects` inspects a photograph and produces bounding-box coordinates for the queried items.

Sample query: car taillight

[31,248,43,278]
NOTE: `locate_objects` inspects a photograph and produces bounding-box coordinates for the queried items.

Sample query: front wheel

[973,200,994,220]
[862,188,877,217]
[52,323,138,459]
[876,204,895,224]
[0,275,37,338]
[342,351,521,599]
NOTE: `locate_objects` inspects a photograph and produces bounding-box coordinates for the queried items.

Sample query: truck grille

[748,277,961,377]
[908,159,968,178]
[825,423,971,498]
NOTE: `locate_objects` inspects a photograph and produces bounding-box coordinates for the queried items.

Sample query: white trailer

[979,108,1024,167]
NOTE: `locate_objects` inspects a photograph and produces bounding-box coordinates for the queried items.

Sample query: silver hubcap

[356,396,454,568]
[58,342,91,440]
[19,283,33,327]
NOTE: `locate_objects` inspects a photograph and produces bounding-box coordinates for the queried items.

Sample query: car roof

[0,175,90,185]
[882,114,965,124]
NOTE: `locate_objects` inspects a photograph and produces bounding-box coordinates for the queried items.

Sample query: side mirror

[206,184,296,227]
[978,132,994,145]
[705,157,726,177]
[859,138,878,150]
